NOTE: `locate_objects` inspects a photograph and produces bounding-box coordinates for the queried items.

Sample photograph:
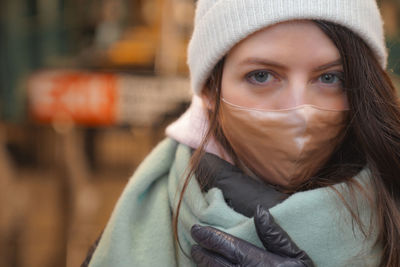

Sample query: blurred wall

[0,1,399,267]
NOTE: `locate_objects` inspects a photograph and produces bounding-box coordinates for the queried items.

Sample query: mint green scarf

[89,138,381,267]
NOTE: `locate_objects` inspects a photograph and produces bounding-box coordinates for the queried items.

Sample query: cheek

[221,73,278,108]
[337,94,349,110]
[310,91,349,110]
[221,73,245,103]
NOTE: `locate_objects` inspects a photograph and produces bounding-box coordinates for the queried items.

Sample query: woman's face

[221,20,348,110]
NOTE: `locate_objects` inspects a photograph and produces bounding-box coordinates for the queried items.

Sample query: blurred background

[0,0,399,267]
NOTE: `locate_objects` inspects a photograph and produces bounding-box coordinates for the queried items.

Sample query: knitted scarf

[89,138,381,267]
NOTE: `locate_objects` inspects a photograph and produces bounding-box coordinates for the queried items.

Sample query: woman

[87,0,400,266]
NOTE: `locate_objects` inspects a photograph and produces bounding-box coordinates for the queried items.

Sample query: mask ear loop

[221,98,350,112]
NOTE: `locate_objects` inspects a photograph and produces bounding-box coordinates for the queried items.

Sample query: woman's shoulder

[129,138,179,177]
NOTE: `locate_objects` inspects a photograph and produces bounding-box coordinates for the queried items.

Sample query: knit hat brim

[188,0,387,95]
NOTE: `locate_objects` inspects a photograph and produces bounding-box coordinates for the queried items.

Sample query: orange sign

[28,71,117,126]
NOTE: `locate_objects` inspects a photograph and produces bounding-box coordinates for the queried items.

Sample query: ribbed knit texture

[188,0,387,95]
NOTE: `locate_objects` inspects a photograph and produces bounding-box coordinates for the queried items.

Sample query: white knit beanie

[188,0,388,95]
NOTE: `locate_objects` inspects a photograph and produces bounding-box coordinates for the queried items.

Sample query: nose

[279,79,309,109]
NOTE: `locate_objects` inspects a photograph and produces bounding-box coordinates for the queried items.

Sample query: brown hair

[173,20,400,266]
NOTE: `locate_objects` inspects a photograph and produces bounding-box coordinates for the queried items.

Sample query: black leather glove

[199,153,288,217]
[191,205,314,267]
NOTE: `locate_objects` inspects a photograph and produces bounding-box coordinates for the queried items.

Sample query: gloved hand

[191,205,314,267]
[199,153,288,217]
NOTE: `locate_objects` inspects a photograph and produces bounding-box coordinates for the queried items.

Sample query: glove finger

[255,205,311,262]
[191,245,236,267]
[191,224,256,264]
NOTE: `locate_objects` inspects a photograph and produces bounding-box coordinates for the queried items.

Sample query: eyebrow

[239,58,287,70]
[314,59,343,71]
[239,58,343,71]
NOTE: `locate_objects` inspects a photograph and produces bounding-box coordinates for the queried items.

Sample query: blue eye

[319,73,342,84]
[247,71,273,84]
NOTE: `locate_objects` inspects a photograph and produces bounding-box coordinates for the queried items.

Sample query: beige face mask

[219,99,349,189]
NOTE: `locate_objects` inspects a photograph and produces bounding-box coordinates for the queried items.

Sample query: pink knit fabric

[165,95,233,163]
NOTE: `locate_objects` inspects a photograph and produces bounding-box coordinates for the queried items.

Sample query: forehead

[225,20,340,65]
